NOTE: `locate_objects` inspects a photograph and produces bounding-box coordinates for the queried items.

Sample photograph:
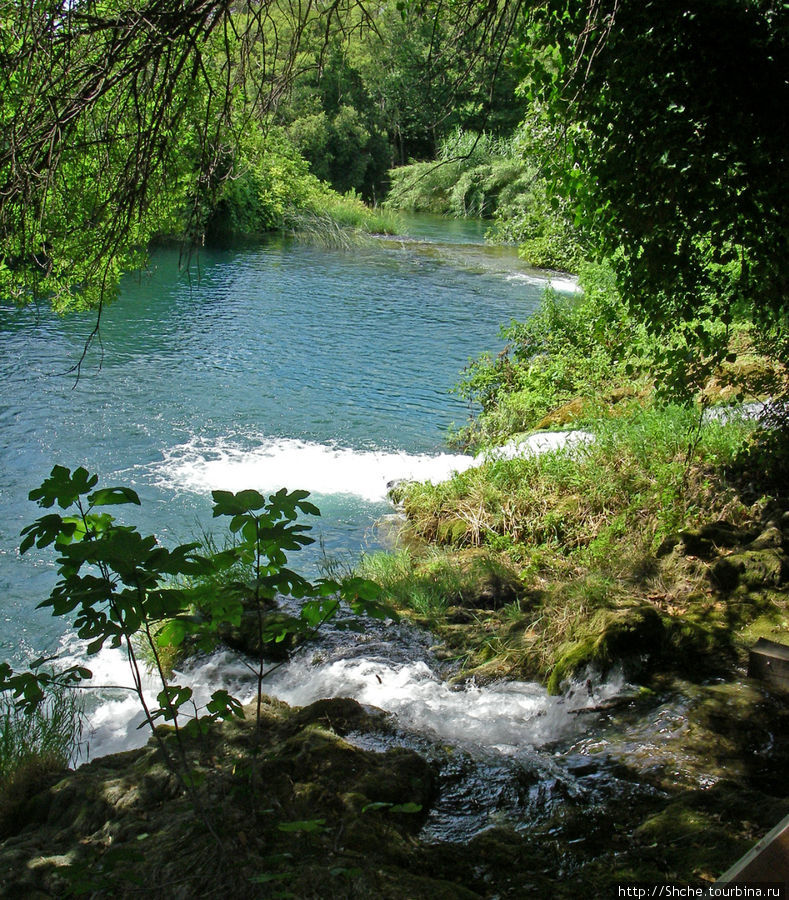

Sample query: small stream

[61,609,645,844]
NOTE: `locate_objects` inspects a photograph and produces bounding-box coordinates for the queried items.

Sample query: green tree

[0,0,400,310]
[524,0,789,390]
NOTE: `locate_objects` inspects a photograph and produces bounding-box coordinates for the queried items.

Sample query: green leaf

[330,867,363,878]
[29,465,94,508]
[389,802,423,813]
[362,800,422,814]
[206,689,245,720]
[212,489,266,517]
[341,577,383,602]
[88,486,141,507]
[20,514,74,552]
[156,619,188,647]
[156,684,193,716]
[249,872,294,884]
[300,598,339,627]
[276,819,326,833]
[361,801,392,812]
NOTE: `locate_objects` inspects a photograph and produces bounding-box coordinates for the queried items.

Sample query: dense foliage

[386,122,587,271]
[523,0,789,378]
[0,0,529,310]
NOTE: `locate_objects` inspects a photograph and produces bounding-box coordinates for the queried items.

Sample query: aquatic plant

[0,685,84,833]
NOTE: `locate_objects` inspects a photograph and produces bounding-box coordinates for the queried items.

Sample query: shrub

[452,261,654,448]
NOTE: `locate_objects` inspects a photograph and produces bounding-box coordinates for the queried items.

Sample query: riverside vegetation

[2,0,789,895]
[360,266,789,695]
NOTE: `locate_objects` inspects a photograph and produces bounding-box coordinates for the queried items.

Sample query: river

[0,217,583,742]
[2,220,784,869]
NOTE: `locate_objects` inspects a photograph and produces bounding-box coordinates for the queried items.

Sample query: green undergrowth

[417,249,789,690]
[451,262,654,449]
[206,126,401,247]
[385,126,586,271]
[406,406,753,553]
[450,261,788,451]
[379,406,789,690]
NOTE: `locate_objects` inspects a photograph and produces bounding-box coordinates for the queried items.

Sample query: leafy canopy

[525,0,789,337]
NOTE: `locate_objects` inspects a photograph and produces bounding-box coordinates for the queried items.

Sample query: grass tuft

[0,687,84,833]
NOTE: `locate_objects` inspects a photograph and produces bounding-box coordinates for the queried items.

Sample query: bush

[452,261,655,448]
[385,128,572,236]
[205,127,399,243]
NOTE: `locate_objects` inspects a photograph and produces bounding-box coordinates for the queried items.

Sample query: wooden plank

[748,638,789,693]
[716,810,789,888]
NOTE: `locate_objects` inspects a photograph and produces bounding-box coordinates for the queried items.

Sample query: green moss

[634,801,750,879]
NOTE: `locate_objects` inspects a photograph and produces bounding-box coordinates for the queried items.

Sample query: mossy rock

[454,553,522,610]
[657,520,760,559]
[436,517,472,545]
[710,548,788,593]
[634,800,749,878]
[546,604,722,693]
[288,697,390,737]
[0,696,443,898]
[535,397,589,429]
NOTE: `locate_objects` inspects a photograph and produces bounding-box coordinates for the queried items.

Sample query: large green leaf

[88,486,141,507]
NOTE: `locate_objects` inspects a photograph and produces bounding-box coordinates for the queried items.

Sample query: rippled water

[1,218,562,662]
[4,229,775,860]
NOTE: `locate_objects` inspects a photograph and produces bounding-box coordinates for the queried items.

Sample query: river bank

[3,225,789,895]
[3,670,789,897]
[3,419,789,896]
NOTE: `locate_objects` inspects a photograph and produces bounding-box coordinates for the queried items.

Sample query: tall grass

[0,686,84,822]
[402,405,755,559]
[1,688,84,777]
[287,191,402,248]
[356,546,522,621]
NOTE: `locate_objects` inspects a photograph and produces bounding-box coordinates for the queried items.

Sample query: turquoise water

[0,218,556,664]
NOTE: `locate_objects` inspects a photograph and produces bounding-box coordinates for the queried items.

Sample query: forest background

[1,1,789,894]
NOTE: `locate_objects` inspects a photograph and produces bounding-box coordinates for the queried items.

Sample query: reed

[0,686,84,829]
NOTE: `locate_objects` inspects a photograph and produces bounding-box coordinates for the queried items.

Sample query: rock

[0,695,444,899]
[536,397,587,429]
[710,549,788,593]
[289,697,389,736]
[746,525,784,551]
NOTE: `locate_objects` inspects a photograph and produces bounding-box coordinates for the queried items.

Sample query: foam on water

[58,639,257,762]
[505,272,583,294]
[62,627,626,764]
[263,655,624,752]
[153,436,476,502]
[481,429,593,461]
[152,431,594,503]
